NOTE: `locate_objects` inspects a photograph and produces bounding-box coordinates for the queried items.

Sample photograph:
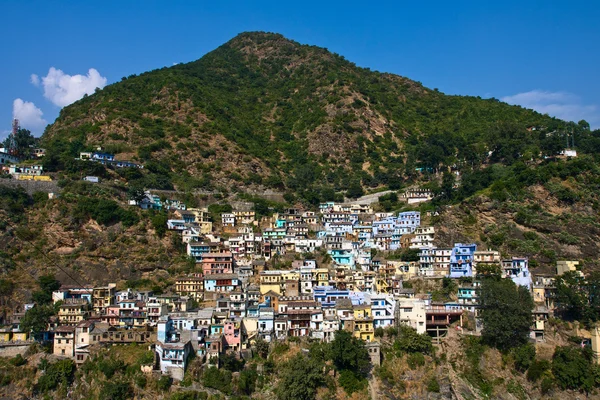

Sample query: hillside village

[1,185,594,387]
[2,30,600,399]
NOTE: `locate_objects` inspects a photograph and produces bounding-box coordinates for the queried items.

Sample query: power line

[3,217,90,292]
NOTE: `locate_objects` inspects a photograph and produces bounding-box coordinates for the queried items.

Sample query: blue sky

[1,1,599,139]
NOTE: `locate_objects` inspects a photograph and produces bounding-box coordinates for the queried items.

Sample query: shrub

[427,376,440,392]
[338,369,367,395]
[202,367,232,394]
[98,357,126,379]
[552,346,595,392]
[35,359,75,393]
[541,376,553,394]
[526,359,550,382]
[99,381,133,400]
[135,375,147,388]
[253,338,269,359]
[157,375,172,391]
[220,353,244,372]
[238,368,258,395]
[170,392,208,400]
[407,352,425,369]
[9,354,26,366]
[393,326,433,355]
[513,343,536,372]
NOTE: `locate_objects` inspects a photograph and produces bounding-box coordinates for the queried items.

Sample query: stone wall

[0,179,60,195]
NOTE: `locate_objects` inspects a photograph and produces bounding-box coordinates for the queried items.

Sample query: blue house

[449,243,477,278]
[313,286,350,308]
[187,242,216,262]
[328,249,354,267]
[502,257,533,288]
[91,152,115,162]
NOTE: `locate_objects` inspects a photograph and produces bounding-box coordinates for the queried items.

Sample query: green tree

[238,367,258,395]
[277,353,324,400]
[513,343,536,372]
[253,338,269,359]
[4,128,37,157]
[346,180,364,199]
[479,278,533,350]
[202,367,232,394]
[552,346,596,392]
[329,330,370,376]
[99,381,133,400]
[35,359,75,393]
[31,274,60,304]
[393,325,433,354]
[20,304,54,337]
[150,212,168,238]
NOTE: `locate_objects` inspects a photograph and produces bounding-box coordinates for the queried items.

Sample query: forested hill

[42,31,579,201]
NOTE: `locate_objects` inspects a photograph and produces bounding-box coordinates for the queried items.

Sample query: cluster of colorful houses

[0,200,589,380]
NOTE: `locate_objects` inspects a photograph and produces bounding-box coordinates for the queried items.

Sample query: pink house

[202,252,234,275]
[223,319,242,351]
[102,305,121,326]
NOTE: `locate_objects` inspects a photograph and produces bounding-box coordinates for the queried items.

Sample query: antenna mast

[5,119,19,155]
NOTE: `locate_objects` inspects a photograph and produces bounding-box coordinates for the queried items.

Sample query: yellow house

[260,271,284,295]
[175,275,204,300]
[0,332,10,342]
[199,221,213,234]
[315,269,330,286]
[353,305,374,342]
[282,271,300,281]
[58,300,90,325]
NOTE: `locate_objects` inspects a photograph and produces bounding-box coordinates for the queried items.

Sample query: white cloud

[501,90,599,129]
[30,74,39,86]
[12,98,47,133]
[0,130,10,143]
[37,67,107,107]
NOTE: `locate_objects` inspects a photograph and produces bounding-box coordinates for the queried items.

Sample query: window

[61,349,65,355]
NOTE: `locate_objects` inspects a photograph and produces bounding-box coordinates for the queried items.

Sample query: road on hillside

[346,190,394,205]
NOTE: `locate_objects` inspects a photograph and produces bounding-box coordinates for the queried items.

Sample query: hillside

[42,31,569,202]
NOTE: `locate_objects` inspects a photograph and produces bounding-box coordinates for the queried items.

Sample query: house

[155,340,193,381]
[58,299,91,325]
[410,226,435,248]
[449,243,477,278]
[222,213,236,227]
[52,285,93,304]
[187,242,221,263]
[83,176,99,183]
[257,307,275,341]
[502,257,532,288]
[313,286,350,308]
[201,252,234,275]
[175,275,204,300]
[457,283,480,314]
[400,189,433,204]
[556,260,583,277]
[234,210,256,225]
[223,318,244,351]
[260,271,286,295]
[54,325,76,357]
[74,320,104,364]
[371,294,396,329]
[203,274,241,294]
[167,220,186,231]
[396,298,427,334]
[353,304,374,342]
[92,284,116,314]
